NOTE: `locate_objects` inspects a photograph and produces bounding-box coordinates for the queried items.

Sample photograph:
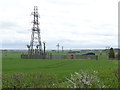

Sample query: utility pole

[62,46,64,52]
[56,43,59,53]
[43,42,46,59]
[43,42,46,54]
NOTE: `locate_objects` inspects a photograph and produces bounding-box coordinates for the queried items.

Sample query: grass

[2,51,119,88]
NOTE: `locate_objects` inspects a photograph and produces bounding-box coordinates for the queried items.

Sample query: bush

[2,73,59,88]
[108,48,115,59]
[60,70,105,88]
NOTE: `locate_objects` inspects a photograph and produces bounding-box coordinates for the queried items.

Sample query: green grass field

[2,51,119,88]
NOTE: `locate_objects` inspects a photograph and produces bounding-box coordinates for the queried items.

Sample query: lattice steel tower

[28,6,42,54]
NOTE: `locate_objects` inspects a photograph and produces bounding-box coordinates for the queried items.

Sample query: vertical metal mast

[29,6,42,54]
[56,43,60,53]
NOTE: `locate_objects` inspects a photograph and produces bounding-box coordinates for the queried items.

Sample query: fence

[51,55,66,59]
[75,55,98,60]
[21,54,45,59]
[21,53,98,60]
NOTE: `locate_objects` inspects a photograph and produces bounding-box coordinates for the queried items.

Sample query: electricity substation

[21,6,98,60]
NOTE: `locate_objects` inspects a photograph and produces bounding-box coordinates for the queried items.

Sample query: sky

[0,0,119,50]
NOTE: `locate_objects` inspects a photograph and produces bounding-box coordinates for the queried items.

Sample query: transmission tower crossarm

[29,6,42,54]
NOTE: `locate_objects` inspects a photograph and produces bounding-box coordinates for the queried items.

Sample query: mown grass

[2,51,119,88]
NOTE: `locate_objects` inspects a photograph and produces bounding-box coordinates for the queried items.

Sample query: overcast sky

[0,0,119,50]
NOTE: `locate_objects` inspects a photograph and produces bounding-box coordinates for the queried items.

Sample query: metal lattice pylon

[29,6,42,54]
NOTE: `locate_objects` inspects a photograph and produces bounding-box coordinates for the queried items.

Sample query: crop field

[2,51,119,88]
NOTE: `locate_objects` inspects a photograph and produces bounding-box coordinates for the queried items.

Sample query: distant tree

[108,48,115,59]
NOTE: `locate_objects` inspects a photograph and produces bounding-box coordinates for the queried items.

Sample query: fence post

[96,55,98,60]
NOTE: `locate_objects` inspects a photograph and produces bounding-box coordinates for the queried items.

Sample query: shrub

[108,48,115,59]
[2,73,59,88]
[60,70,105,88]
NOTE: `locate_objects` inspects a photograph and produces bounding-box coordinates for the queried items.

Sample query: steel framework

[28,6,42,54]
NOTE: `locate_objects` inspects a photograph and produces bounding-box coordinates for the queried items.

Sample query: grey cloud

[91,33,115,37]
[83,19,117,29]
[0,21,20,30]
[46,0,87,6]
[0,21,29,34]
[91,24,117,30]
[2,41,28,49]
[53,39,107,49]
